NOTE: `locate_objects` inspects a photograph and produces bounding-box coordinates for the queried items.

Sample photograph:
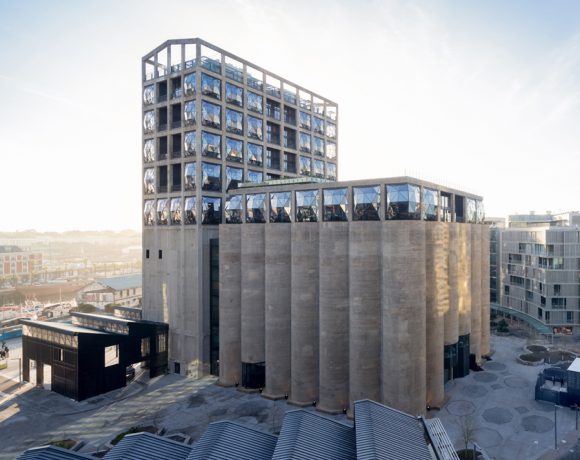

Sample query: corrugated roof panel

[424,418,460,460]
[188,421,277,460]
[17,446,95,460]
[104,432,192,460]
[272,409,356,460]
[97,274,142,291]
[354,400,433,460]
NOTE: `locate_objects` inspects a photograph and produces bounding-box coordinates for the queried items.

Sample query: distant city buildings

[0,245,42,278]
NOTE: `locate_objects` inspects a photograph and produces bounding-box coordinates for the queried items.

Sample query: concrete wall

[458,224,472,337]
[470,224,482,363]
[445,223,460,346]
[481,225,491,356]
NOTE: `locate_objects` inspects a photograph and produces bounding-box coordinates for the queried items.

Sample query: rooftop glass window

[299,132,311,153]
[299,90,311,110]
[201,101,221,129]
[326,141,337,160]
[266,99,281,120]
[226,109,243,135]
[144,200,155,226]
[201,73,221,100]
[284,127,296,150]
[143,85,155,105]
[283,84,297,105]
[386,184,421,220]
[353,186,380,221]
[157,199,169,225]
[248,116,263,140]
[441,193,452,222]
[246,193,267,223]
[323,188,348,222]
[313,159,325,178]
[270,192,291,222]
[144,139,155,162]
[266,75,281,99]
[326,105,337,121]
[422,188,438,221]
[313,137,324,157]
[299,111,311,130]
[144,168,155,194]
[313,116,324,135]
[466,198,477,223]
[225,56,243,83]
[143,111,155,133]
[184,100,196,126]
[183,73,196,97]
[200,45,221,74]
[226,137,243,163]
[299,156,311,176]
[226,166,243,190]
[266,148,280,170]
[326,163,337,181]
[184,131,196,157]
[247,170,263,183]
[225,195,243,224]
[476,200,485,223]
[202,162,221,192]
[284,152,296,173]
[170,197,182,225]
[247,65,263,91]
[184,196,196,224]
[225,82,243,107]
[184,162,196,191]
[247,143,263,166]
[326,122,336,139]
[202,196,221,225]
[202,131,221,158]
[296,190,318,222]
[313,96,324,116]
[267,122,280,145]
[247,92,263,114]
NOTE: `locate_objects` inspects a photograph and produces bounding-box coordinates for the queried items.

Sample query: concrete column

[445,223,459,346]
[218,225,242,386]
[318,222,349,414]
[481,225,491,356]
[290,224,319,406]
[263,224,291,399]
[458,224,472,337]
[241,225,266,367]
[425,222,448,407]
[349,222,381,413]
[470,225,483,363]
[381,221,427,416]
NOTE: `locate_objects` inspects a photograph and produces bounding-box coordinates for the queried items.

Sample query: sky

[1,0,580,231]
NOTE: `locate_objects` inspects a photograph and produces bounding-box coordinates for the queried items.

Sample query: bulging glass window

[202,131,221,158]
[326,122,336,139]
[386,184,421,220]
[226,138,243,163]
[313,137,324,156]
[143,111,155,133]
[170,197,182,225]
[313,116,324,135]
[270,192,291,223]
[313,159,325,178]
[184,101,196,126]
[299,111,311,130]
[184,131,196,157]
[466,198,477,223]
[323,188,348,222]
[184,196,196,224]
[143,139,155,162]
[247,143,263,166]
[296,190,318,222]
[184,73,196,97]
[201,73,221,99]
[326,142,337,160]
[184,162,196,190]
[353,186,380,221]
[143,85,155,105]
[226,166,243,190]
[476,200,485,223]
[247,91,263,113]
[144,200,156,226]
[225,195,243,224]
[201,101,221,129]
[247,170,263,183]
[202,196,221,225]
[299,132,311,153]
[226,83,243,107]
[246,193,267,223]
[157,199,169,225]
[326,105,337,121]
[202,162,221,191]
[326,163,337,181]
[299,156,311,176]
[226,109,243,135]
[144,168,156,194]
[422,188,438,221]
[248,116,263,140]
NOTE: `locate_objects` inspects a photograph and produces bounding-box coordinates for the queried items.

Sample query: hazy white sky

[1,0,579,231]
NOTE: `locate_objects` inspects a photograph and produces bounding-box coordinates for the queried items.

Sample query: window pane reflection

[202,101,221,129]
[144,168,155,194]
[299,132,311,153]
[476,200,485,223]
[184,162,196,190]
[202,131,221,158]
[313,137,324,156]
[326,163,337,181]
[353,186,380,221]
[144,139,155,162]
[144,111,155,133]
[170,197,182,225]
[247,170,263,183]
[202,162,221,191]
[226,137,243,163]
[201,73,221,99]
[247,92,263,113]
[225,195,243,224]
[313,159,324,178]
[184,73,196,97]
[270,192,291,223]
[143,85,155,105]
[184,101,196,126]
[326,142,336,160]
[248,116,263,140]
[202,196,221,225]
[422,188,438,221]
[246,193,266,223]
[247,143,263,166]
[184,131,196,157]
[226,109,243,135]
[157,199,169,225]
[296,190,318,222]
[144,200,155,226]
[226,166,243,190]
[386,184,421,220]
[466,198,477,223]
[323,188,348,221]
[299,156,311,176]
[225,82,243,107]
[184,196,196,224]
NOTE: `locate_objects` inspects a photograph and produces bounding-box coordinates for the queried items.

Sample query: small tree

[497,319,509,333]
[455,414,479,456]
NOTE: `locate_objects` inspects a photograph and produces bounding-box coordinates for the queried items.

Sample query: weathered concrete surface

[471,224,483,363]
[481,225,491,356]
[445,223,460,346]
[458,224,472,337]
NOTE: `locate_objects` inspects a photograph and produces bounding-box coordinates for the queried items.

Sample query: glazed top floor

[142,38,338,118]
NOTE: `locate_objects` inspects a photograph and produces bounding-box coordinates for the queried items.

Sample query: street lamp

[555,404,563,450]
[572,404,579,431]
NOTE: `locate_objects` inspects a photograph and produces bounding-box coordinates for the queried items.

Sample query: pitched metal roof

[104,432,192,460]
[354,400,433,460]
[97,274,142,291]
[16,446,95,460]
[188,421,277,460]
[272,409,356,460]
